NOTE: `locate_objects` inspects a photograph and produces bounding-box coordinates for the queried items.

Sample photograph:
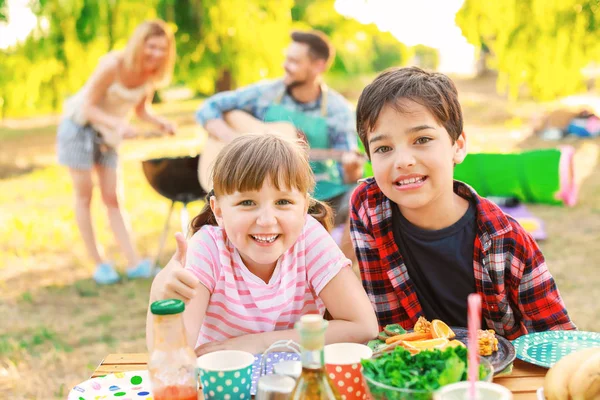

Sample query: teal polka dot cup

[197,350,255,400]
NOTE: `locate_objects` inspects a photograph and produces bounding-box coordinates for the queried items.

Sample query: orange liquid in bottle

[153,384,197,400]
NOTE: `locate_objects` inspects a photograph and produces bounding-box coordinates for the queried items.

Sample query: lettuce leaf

[362,346,471,392]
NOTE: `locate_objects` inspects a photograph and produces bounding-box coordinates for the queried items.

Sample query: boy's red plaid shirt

[350,179,575,339]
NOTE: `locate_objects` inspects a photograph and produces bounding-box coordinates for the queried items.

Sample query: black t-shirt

[391,201,477,327]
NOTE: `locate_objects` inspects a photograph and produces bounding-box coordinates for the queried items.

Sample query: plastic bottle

[148,299,198,400]
[290,314,342,400]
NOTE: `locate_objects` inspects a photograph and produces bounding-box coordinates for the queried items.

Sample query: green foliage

[186,0,294,93]
[0,0,7,22]
[0,0,159,117]
[75,0,101,45]
[412,44,440,71]
[296,0,410,76]
[456,0,600,100]
[0,0,410,117]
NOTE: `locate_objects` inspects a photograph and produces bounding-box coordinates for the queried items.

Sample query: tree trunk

[215,69,233,92]
[107,0,120,50]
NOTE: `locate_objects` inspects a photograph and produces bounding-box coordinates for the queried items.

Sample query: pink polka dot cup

[324,343,373,400]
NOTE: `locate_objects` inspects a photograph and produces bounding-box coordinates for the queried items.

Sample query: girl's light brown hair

[122,19,176,88]
[191,133,333,234]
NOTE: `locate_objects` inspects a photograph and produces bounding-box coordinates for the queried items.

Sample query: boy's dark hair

[356,66,463,156]
[291,30,335,67]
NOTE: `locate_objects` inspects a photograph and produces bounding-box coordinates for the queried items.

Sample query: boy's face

[367,100,467,215]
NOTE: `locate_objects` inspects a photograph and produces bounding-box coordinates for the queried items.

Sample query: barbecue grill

[142,155,207,272]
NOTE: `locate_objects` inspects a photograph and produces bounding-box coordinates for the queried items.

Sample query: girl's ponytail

[189,190,217,236]
[308,197,334,232]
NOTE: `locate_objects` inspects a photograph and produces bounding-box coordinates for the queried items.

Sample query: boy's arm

[514,230,576,333]
[349,188,380,308]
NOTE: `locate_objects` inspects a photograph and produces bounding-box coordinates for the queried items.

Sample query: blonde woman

[57,20,176,284]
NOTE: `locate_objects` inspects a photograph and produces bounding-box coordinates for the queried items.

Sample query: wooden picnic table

[93,353,546,399]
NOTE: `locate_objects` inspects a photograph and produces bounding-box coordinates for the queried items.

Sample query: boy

[350,67,575,339]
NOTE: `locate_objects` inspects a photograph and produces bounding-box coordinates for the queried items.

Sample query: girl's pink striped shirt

[185,215,350,347]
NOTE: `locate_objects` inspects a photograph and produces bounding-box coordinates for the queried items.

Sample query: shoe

[93,262,120,285]
[126,259,153,279]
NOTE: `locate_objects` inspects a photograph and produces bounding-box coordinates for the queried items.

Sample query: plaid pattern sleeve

[350,181,410,330]
[350,183,379,301]
[508,219,576,334]
[464,186,575,339]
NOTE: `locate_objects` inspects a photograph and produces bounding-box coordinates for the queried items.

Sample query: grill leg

[181,202,190,237]
[152,200,175,275]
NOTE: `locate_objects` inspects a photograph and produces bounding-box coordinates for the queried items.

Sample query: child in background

[147,133,378,355]
[350,67,575,339]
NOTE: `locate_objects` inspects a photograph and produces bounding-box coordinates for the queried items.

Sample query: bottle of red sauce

[149,299,198,400]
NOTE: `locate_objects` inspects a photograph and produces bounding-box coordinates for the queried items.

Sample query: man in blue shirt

[196,30,364,260]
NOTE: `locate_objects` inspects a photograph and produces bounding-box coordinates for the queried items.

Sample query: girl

[57,20,176,284]
[147,133,378,355]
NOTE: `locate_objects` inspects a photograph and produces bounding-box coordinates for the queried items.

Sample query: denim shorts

[56,119,118,169]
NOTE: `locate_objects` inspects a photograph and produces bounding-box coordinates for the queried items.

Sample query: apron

[263,85,350,201]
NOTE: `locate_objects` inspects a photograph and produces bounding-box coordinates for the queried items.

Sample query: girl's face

[210,178,308,274]
[141,35,169,73]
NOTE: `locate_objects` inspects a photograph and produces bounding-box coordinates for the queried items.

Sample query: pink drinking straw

[467,293,482,400]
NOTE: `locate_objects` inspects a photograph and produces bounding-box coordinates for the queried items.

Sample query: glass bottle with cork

[290,314,342,399]
[148,299,198,400]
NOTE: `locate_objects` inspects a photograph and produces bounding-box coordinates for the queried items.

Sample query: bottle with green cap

[148,299,198,400]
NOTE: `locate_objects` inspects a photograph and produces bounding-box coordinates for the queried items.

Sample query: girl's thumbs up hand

[150,233,200,304]
[172,232,188,266]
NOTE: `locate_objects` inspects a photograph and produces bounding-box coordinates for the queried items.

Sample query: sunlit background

[2,0,477,73]
[1,0,599,398]
[335,0,476,74]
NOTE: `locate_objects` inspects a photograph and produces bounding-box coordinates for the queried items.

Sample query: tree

[0,0,411,117]
[456,0,600,100]
[0,0,158,116]
[0,0,7,22]
[159,0,294,93]
[295,0,409,77]
[411,44,439,71]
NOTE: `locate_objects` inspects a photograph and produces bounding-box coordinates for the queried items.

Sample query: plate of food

[367,316,516,374]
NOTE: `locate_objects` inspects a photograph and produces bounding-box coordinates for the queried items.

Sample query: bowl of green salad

[361,346,493,400]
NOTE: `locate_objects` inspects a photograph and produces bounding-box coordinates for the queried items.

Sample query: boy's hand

[151,232,200,303]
